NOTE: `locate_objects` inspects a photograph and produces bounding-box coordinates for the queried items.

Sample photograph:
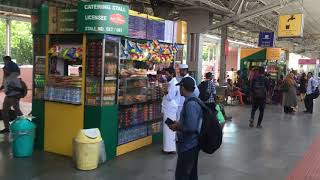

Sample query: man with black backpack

[198,72,216,110]
[0,68,25,134]
[169,77,223,180]
[249,67,269,128]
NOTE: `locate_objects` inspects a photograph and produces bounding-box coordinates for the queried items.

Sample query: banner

[278,14,304,38]
[258,32,275,47]
[77,2,129,35]
[298,59,317,65]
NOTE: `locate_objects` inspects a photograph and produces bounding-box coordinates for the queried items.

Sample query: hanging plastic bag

[215,104,225,124]
[99,140,107,164]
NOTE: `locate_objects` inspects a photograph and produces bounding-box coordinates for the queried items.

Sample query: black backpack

[186,97,223,154]
[18,79,28,98]
[252,76,267,99]
[198,81,211,101]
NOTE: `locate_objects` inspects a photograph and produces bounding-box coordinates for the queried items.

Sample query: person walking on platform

[304,72,319,114]
[161,68,179,154]
[282,73,298,114]
[249,67,269,128]
[168,77,202,180]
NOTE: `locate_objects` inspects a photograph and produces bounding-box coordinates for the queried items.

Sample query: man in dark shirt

[0,56,22,134]
[250,67,269,128]
[3,56,20,75]
[169,77,202,180]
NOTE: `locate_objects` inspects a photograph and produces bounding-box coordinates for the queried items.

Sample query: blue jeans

[175,146,200,180]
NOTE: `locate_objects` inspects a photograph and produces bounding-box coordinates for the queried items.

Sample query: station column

[219,25,228,84]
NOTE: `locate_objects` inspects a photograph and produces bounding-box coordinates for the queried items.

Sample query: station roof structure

[0,0,319,57]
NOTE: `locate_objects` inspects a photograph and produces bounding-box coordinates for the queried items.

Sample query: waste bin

[10,117,36,157]
[74,128,102,170]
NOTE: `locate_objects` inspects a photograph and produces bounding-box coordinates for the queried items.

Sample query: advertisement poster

[164,20,174,43]
[77,1,129,36]
[278,14,304,38]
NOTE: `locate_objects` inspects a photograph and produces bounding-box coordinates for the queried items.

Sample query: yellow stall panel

[44,102,84,156]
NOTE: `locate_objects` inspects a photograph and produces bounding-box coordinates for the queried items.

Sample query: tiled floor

[0,99,320,180]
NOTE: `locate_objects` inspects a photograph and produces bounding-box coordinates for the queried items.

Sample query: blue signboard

[258,32,275,47]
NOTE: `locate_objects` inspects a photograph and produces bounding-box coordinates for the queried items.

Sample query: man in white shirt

[304,72,318,114]
[176,64,199,120]
[162,68,180,153]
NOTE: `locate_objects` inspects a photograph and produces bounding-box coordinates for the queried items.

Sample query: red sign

[110,14,126,25]
[298,59,317,65]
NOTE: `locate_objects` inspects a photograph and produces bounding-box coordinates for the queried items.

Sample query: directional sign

[258,32,275,47]
[278,14,304,38]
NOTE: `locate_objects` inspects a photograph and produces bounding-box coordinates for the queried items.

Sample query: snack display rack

[85,35,119,106]
[31,2,187,160]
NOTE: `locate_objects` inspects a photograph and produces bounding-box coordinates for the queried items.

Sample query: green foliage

[11,20,33,65]
[0,19,5,60]
[0,19,33,65]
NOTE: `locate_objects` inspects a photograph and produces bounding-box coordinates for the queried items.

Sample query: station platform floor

[1,99,320,180]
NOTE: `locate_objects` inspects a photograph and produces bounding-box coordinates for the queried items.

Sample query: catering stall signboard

[278,14,304,38]
[77,1,129,35]
[266,48,281,60]
[258,32,275,47]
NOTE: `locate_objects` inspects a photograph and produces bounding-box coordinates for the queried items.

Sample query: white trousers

[163,115,176,152]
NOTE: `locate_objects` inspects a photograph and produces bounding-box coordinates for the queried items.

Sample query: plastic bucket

[11,129,35,157]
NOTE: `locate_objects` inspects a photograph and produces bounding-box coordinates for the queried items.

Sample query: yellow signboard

[278,14,304,38]
[266,48,281,60]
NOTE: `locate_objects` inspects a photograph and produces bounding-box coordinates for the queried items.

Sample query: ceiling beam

[201,0,285,33]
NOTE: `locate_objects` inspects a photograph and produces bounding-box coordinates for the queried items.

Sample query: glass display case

[117,39,168,145]
[85,35,119,106]
[33,36,46,100]
[34,56,46,100]
[44,34,83,105]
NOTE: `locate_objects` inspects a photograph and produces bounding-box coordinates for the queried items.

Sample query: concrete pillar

[187,33,203,83]
[179,10,210,83]
[219,25,227,84]
[5,17,11,56]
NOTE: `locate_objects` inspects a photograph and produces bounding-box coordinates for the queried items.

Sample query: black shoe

[303,110,312,114]
[249,120,254,128]
[0,128,9,134]
[256,125,263,129]
[162,150,176,155]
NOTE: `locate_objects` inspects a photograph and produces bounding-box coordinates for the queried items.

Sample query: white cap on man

[179,64,189,69]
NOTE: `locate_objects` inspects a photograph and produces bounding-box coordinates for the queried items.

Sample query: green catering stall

[31,2,187,160]
[240,47,287,80]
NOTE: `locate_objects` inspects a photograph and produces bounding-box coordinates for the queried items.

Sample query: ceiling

[153,0,320,58]
[1,0,320,57]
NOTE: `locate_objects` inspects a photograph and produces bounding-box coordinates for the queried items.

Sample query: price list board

[146,16,165,41]
[128,14,147,39]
